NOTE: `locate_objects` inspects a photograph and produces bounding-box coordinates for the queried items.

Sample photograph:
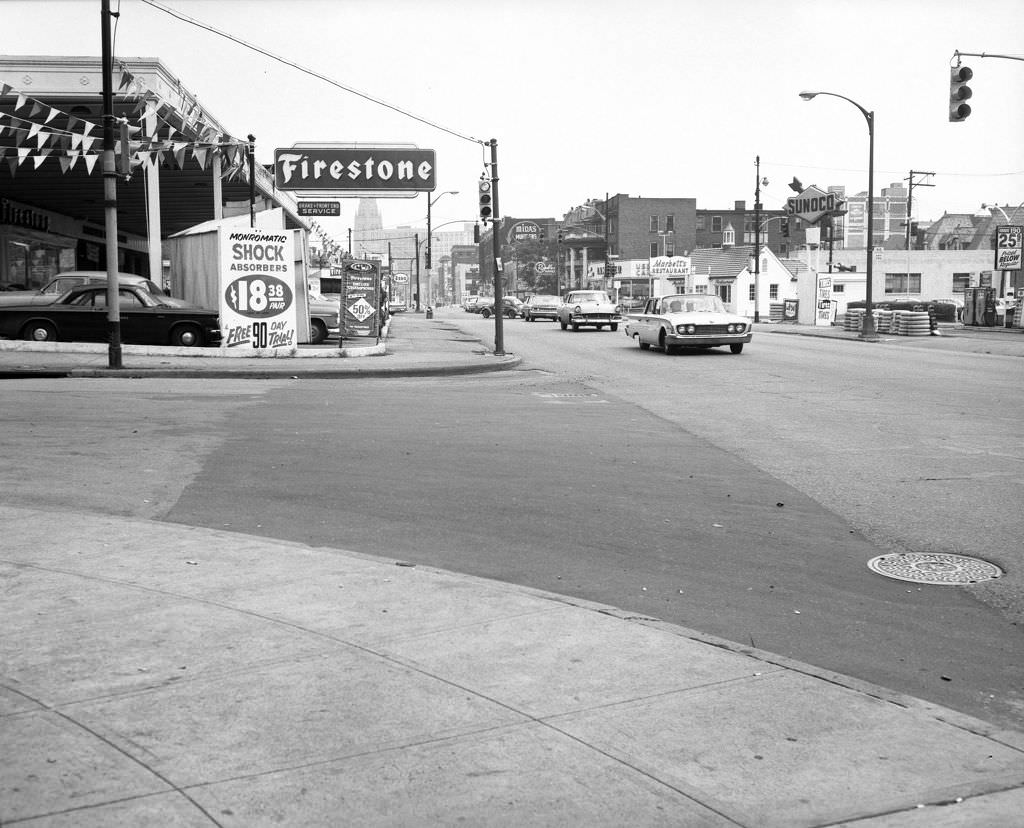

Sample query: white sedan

[624,293,752,354]
[556,290,624,331]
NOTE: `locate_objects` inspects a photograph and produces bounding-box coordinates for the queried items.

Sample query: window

[952,273,969,294]
[694,285,708,295]
[832,283,845,293]
[650,242,658,258]
[665,214,674,232]
[712,216,723,233]
[650,215,659,232]
[884,273,922,294]
[749,284,756,301]
[769,284,779,300]
[717,283,732,304]
[696,215,706,231]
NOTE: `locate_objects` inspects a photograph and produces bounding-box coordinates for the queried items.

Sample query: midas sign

[274,146,436,192]
[787,186,838,224]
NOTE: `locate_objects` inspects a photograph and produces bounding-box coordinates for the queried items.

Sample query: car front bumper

[664,332,752,347]
[566,313,624,325]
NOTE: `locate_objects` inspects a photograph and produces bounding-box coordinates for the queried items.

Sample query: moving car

[463,296,484,312]
[0,284,222,347]
[522,294,560,321]
[556,290,623,331]
[479,296,523,319]
[0,271,192,308]
[307,291,340,344]
[625,293,751,354]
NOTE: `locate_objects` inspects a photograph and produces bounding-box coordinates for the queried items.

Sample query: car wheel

[659,330,677,355]
[637,336,651,350]
[309,318,328,344]
[596,325,604,330]
[610,323,618,332]
[560,320,568,330]
[21,320,57,342]
[571,323,579,331]
[481,308,492,318]
[730,343,744,354]
[505,309,515,319]
[172,323,204,347]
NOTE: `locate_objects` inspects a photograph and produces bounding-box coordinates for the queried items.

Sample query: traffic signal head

[478,179,493,222]
[781,218,790,237]
[949,66,973,122]
[538,227,546,242]
[557,230,564,244]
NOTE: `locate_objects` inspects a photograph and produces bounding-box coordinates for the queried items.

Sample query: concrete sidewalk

[2,506,1023,826]
[0,310,520,379]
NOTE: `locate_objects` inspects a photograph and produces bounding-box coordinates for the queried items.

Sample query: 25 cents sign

[995,225,1022,271]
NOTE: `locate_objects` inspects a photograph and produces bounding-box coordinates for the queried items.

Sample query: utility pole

[904,170,935,251]
[753,155,762,322]
[101,0,122,368]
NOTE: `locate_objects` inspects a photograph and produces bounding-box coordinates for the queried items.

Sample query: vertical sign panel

[219,228,298,354]
[341,260,381,339]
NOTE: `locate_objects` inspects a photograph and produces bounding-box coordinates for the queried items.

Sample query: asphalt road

[5,317,1022,731]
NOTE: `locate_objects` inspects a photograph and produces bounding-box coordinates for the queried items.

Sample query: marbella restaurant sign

[274,145,436,192]
[786,185,839,224]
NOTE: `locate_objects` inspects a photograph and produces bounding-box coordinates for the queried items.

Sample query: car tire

[571,323,579,331]
[309,318,328,344]
[730,343,744,354]
[560,320,568,330]
[610,323,618,332]
[172,323,204,347]
[21,320,57,342]
[637,336,650,350]
[481,308,492,318]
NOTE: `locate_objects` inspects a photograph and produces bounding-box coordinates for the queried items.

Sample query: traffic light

[557,230,564,244]
[781,218,790,238]
[478,179,493,222]
[949,66,973,122]
[538,227,546,242]
[425,250,431,269]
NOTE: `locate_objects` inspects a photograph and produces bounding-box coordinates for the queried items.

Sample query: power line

[138,0,484,146]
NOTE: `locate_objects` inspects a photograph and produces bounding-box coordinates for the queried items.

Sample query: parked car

[556,290,623,331]
[522,294,561,321]
[463,296,484,312]
[0,284,222,347]
[0,271,192,308]
[307,291,340,344]
[624,293,751,354]
[479,296,523,319]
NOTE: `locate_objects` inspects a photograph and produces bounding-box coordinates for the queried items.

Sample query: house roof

[778,258,810,279]
[690,247,751,278]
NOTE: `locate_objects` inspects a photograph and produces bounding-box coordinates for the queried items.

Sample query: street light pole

[800,90,878,341]
[754,155,762,323]
[425,189,459,311]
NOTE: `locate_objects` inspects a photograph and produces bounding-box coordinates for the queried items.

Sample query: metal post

[604,191,611,293]
[862,111,877,340]
[426,195,432,308]
[489,139,504,355]
[248,134,256,227]
[414,233,420,312]
[101,0,122,369]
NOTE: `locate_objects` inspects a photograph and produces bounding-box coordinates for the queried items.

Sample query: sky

[3,0,1024,247]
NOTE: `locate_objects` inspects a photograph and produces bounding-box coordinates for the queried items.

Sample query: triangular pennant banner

[45,106,59,124]
[33,154,48,169]
[83,154,99,174]
[15,93,28,111]
[28,101,43,118]
[191,146,208,170]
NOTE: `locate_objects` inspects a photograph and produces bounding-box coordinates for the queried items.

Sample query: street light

[424,190,459,311]
[799,90,878,341]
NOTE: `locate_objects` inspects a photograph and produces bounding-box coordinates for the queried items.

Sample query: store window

[4,236,75,291]
[885,273,921,294]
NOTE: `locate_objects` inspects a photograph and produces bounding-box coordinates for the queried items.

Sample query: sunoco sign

[787,186,838,224]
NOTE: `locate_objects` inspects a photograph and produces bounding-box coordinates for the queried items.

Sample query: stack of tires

[875,310,893,334]
[844,309,863,331]
[893,310,931,336]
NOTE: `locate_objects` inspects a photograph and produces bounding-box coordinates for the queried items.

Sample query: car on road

[522,294,561,321]
[0,283,222,347]
[625,293,751,354]
[0,270,192,308]
[556,290,623,331]
[479,296,523,319]
[307,291,340,344]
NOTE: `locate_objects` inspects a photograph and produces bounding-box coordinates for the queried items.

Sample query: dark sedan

[0,284,222,347]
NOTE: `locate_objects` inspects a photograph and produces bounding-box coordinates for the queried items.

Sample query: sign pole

[489,139,504,356]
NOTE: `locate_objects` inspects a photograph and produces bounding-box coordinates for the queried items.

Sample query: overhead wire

[138,0,485,146]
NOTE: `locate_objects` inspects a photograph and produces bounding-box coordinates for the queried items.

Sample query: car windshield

[570,292,609,303]
[534,295,559,303]
[663,294,725,314]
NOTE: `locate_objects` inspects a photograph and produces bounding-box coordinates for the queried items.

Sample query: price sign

[995,225,1022,271]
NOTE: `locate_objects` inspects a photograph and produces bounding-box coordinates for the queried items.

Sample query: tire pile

[844,308,932,335]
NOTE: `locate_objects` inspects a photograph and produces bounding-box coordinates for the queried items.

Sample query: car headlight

[574,305,582,313]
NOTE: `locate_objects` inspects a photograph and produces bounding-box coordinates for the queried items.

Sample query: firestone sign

[787,185,838,224]
[274,146,436,192]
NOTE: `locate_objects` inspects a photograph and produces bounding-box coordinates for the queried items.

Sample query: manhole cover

[867,552,1003,585]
